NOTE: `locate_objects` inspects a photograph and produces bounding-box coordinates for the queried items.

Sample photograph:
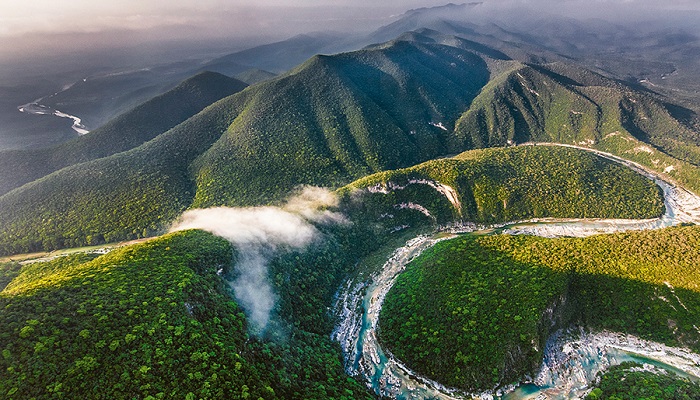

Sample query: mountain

[452,61,700,192]
[191,33,496,208]
[0,72,247,197]
[371,3,700,109]
[0,30,699,257]
[368,2,483,44]
[203,33,360,74]
[233,68,277,85]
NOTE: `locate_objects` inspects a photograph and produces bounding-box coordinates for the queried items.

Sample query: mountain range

[1,27,699,256]
[2,4,700,398]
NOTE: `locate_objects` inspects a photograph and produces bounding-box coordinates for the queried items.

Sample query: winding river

[332,144,700,399]
[17,80,90,135]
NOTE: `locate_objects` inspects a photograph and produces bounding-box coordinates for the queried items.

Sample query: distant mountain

[370,2,700,109]
[1,30,699,256]
[233,68,277,85]
[369,2,483,44]
[0,72,247,197]
[203,32,361,74]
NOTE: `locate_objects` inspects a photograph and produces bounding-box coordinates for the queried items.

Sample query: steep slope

[0,72,247,196]
[380,226,700,391]
[340,146,664,232]
[192,35,493,207]
[1,30,699,257]
[453,62,700,193]
[0,230,370,399]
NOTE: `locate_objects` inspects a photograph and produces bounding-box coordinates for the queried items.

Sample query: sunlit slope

[191,37,492,207]
[380,226,700,391]
[454,62,700,192]
[0,72,247,196]
[0,230,370,399]
[341,145,663,231]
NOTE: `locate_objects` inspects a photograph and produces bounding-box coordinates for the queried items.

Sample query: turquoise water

[503,348,699,400]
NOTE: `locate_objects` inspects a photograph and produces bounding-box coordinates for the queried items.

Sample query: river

[332,144,700,399]
[17,79,90,135]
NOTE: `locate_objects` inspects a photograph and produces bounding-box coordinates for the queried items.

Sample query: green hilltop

[379,226,700,392]
[341,145,663,231]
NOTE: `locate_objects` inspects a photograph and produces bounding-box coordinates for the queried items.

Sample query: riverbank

[333,144,700,399]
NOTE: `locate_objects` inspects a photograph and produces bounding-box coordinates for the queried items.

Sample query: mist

[3,0,699,65]
[170,186,347,335]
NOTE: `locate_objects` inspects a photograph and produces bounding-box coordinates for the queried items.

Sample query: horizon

[2,0,700,63]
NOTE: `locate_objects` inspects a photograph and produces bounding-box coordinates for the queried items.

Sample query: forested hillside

[380,226,700,391]
[190,34,494,207]
[341,145,663,231]
[454,62,700,193]
[0,72,247,196]
[0,230,370,399]
[0,29,698,257]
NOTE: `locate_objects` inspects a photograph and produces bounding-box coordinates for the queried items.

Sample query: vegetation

[0,27,697,400]
[0,72,247,197]
[379,226,700,391]
[1,30,698,257]
[190,38,492,207]
[0,262,21,291]
[342,145,664,232]
[0,230,370,399]
[586,362,700,400]
[453,62,700,194]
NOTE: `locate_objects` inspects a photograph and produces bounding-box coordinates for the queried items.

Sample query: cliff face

[501,288,574,386]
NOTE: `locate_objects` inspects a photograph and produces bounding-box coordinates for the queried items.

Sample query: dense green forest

[379,226,700,391]
[585,362,700,400]
[0,230,371,399]
[0,23,699,400]
[342,145,664,230]
[454,62,700,194]
[1,30,699,257]
[0,72,247,197]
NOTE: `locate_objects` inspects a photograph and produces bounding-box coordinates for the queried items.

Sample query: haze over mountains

[2,19,700,255]
[2,2,700,399]
[3,1,700,151]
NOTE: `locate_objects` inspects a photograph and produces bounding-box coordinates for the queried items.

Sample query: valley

[2,2,700,399]
[334,144,700,399]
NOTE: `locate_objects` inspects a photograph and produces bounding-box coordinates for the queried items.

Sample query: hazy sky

[3,0,700,37]
[0,1,451,37]
[1,0,699,64]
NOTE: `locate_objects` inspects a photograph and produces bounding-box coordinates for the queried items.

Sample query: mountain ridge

[1,30,699,256]
[0,72,247,197]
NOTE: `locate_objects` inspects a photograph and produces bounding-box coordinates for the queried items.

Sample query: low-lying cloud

[170,186,346,335]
